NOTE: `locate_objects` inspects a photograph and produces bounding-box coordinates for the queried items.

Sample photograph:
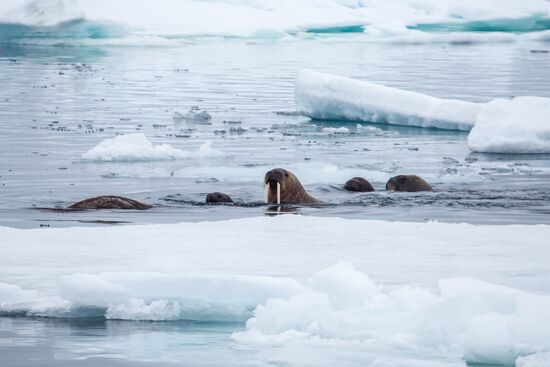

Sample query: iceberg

[295,69,480,131]
[468,97,550,154]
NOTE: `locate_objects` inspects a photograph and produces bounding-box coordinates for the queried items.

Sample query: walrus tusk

[264,183,269,204]
[277,182,281,205]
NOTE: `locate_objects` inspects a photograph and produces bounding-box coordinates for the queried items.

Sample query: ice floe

[296,69,480,131]
[468,97,550,154]
[81,133,227,162]
[297,70,550,153]
[1,215,549,364]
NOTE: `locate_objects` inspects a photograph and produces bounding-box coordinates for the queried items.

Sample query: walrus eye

[284,173,289,177]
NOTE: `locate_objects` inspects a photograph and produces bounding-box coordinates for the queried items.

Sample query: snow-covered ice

[468,97,550,154]
[1,216,550,366]
[297,70,550,154]
[2,0,550,42]
[81,133,227,162]
[234,262,550,367]
[296,69,480,131]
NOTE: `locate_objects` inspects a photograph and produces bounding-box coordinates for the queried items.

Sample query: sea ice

[296,69,479,131]
[297,70,550,154]
[3,0,550,40]
[1,216,549,365]
[184,107,212,123]
[468,97,550,154]
[234,262,550,367]
[81,133,227,162]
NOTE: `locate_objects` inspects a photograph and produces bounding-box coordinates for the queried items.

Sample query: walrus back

[68,196,152,210]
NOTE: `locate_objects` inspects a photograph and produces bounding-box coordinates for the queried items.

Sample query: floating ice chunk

[296,70,479,131]
[184,108,212,122]
[356,124,399,137]
[81,133,227,162]
[172,111,185,121]
[106,299,181,321]
[468,97,550,154]
[322,127,350,135]
[194,141,228,159]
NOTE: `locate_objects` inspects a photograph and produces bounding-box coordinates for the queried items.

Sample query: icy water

[1,39,550,228]
[1,37,550,367]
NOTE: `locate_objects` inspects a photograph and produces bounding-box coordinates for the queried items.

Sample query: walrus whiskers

[264,183,269,203]
[277,182,281,205]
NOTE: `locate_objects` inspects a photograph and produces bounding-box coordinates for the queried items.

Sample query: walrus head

[386,175,432,192]
[264,168,320,204]
[206,192,233,204]
[344,177,375,192]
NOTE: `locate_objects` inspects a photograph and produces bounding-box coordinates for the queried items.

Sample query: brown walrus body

[68,196,152,210]
[344,177,375,192]
[264,168,320,204]
[206,192,234,204]
[386,175,432,192]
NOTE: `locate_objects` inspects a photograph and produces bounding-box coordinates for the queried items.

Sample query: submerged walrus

[206,192,234,204]
[264,168,320,204]
[386,175,432,192]
[68,196,152,210]
[344,177,374,192]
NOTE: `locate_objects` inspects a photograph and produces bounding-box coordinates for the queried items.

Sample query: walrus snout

[264,168,289,187]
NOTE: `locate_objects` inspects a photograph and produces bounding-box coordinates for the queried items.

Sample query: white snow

[468,97,550,154]
[296,70,480,131]
[517,352,550,367]
[0,216,550,365]
[233,262,550,366]
[0,0,83,26]
[81,133,227,162]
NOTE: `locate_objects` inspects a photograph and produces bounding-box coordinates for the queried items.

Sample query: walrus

[68,196,152,210]
[344,177,374,192]
[206,192,234,204]
[264,168,320,204]
[386,175,432,192]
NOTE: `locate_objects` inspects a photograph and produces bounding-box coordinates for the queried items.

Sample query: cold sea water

[2,30,550,367]
[2,38,550,228]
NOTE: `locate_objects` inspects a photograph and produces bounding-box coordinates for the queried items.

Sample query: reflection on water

[2,316,510,367]
[0,317,251,367]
